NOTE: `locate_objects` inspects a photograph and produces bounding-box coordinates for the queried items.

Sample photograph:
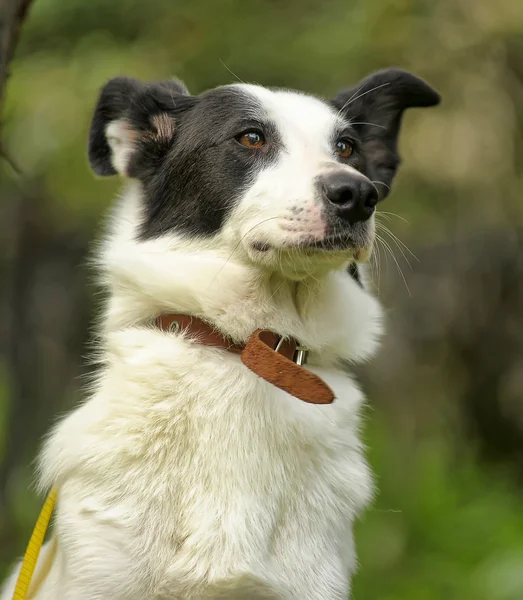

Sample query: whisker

[302,255,320,285]
[368,180,380,199]
[268,280,285,302]
[373,235,388,294]
[376,223,412,269]
[369,243,381,294]
[376,241,383,293]
[349,122,387,130]
[219,59,246,84]
[209,216,280,287]
[377,210,410,225]
[378,234,411,296]
[372,180,391,192]
[335,82,365,117]
[337,82,391,115]
[376,221,419,263]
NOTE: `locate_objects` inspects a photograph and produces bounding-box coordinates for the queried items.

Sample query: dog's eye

[236,130,265,149]
[335,138,354,159]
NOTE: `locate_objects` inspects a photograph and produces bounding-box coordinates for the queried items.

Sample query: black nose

[320,172,378,224]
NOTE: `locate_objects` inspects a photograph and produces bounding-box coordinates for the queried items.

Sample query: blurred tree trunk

[0,186,92,562]
[0,0,34,556]
[0,0,33,116]
[0,0,95,564]
[0,0,35,489]
[0,6,93,566]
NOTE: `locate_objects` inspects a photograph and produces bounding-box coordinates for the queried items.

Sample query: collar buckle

[293,345,309,366]
[274,336,309,366]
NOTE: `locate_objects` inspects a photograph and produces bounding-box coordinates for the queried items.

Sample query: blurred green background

[1,0,523,598]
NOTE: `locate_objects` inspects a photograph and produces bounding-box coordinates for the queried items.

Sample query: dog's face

[89,70,439,277]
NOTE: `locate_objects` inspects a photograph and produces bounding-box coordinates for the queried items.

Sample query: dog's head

[88,69,439,278]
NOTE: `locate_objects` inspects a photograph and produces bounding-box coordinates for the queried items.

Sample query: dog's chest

[48,334,372,597]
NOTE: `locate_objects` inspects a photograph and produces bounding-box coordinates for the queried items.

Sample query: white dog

[1,68,439,599]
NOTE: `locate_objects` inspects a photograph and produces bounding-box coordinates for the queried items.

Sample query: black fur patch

[88,80,281,239]
[139,87,281,239]
[331,68,440,200]
[348,262,362,287]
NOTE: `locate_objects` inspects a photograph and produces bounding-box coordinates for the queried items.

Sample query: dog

[1,68,439,599]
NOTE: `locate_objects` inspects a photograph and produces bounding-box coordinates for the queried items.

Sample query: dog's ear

[88,77,195,177]
[332,68,440,199]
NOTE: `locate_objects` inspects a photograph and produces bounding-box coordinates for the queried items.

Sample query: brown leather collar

[156,314,335,405]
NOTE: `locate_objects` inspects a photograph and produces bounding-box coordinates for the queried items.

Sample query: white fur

[105,119,137,176]
[2,86,383,600]
[224,86,374,276]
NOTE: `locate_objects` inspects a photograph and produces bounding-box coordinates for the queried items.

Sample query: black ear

[88,76,194,177]
[332,68,440,199]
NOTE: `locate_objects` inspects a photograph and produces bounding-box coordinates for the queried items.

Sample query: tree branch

[0,0,34,111]
[0,0,34,514]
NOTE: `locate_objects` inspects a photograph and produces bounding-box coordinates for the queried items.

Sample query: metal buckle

[293,345,309,366]
[274,336,309,366]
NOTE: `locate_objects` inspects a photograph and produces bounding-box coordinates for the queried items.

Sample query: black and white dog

[2,68,439,599]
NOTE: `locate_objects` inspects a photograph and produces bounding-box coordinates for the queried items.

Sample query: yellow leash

[11,488,57,600]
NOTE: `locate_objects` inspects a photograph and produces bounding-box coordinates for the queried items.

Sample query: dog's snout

[321,172,378,224]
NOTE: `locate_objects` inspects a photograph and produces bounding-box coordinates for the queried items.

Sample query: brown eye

[237,130,265,149]
[335,138,354,159]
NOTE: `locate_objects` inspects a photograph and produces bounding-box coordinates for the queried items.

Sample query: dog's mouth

[302,232,359,251]
[251,228,373,258]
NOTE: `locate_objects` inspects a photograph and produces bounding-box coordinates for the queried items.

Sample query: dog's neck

[95,185,383,363]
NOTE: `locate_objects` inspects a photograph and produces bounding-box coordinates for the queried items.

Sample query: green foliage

[354,418,523,599]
